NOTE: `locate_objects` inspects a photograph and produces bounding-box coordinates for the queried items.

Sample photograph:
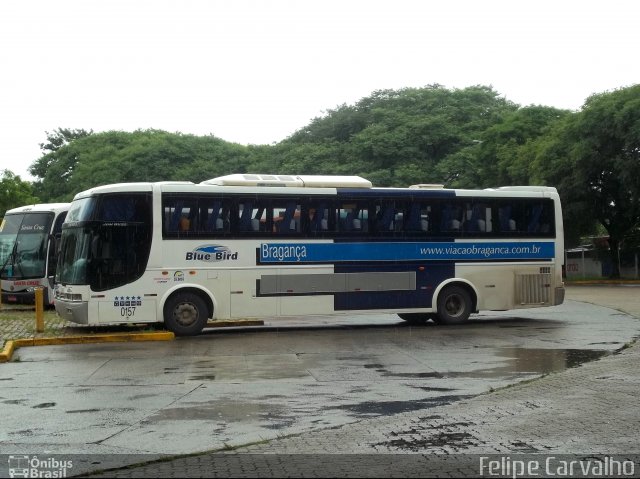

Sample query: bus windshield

[57,193,153,290]
[0,212,54,280]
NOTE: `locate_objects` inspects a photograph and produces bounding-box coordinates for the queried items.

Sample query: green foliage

[464,106,570,187]
[532,85,640,276]
[20,83,640,268]
[38,127,93,154]
[287,85,518,186]
[29,130,252,201]
[571,86,640,277]
[0,170,39,217]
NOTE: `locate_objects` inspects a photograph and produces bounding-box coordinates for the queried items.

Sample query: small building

[565,238,639,279]
[565,246,604,279]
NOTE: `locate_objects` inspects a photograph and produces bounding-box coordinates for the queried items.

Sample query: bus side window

[344,208,358,231]
[273,201,300,234]
[539,202,553,234]
[308,206,321,233]
[163,198,196,235]
[338,203,367,233]
[527,203,543,233]
[440,203,462,233]
[309,203,334,234]
[308,201,335,234]
[375,202,396,233]
[498,205,516,232]
[167,202,183,232]
[203,200,222,232]
[179,214,191,232]
[238,202,254,232]
[527,201,554,235]
[465,203,492,233]
[321,208,331,231]
[405,203,430,234]
[394,212,404,232]
[179,205,197,233]
[253,207,266,232]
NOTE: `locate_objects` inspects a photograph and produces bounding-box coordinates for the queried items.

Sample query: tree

[534,85,640,277]
[458,106,570,188]
[0,170,39,217]
[286,85,518,187]
[38,127,93,154]
[573,86,640,277]
[30,129,252,201]
[28,86,520,199]
[29,128,93,201]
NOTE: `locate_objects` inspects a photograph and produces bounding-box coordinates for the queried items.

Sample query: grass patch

[0,309,68,347]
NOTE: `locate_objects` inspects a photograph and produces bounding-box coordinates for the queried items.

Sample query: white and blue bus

[1,203,70,305]
[54,174,564,336]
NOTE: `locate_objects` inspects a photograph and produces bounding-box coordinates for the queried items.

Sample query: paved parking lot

[89,286,640,478]
[0,286,639,477]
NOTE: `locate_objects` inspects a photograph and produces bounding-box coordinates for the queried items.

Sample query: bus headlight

[56,291,83,302]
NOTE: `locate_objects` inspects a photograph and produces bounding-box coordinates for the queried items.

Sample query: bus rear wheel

[164,292,209,336]
[434,285,472,325]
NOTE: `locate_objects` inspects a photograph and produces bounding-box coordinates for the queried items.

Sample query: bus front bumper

[1,290,48,306]
[55,300,90,325]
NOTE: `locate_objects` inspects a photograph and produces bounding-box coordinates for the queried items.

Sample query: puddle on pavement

[434,348,610,378]
[144,400,301,431]
[495,347,609,374]
[331,395,472,417]
[366,348,610,381]
[95,348,612,434]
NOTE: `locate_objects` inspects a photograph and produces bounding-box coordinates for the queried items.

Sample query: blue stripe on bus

[333,262,454,311]
[259,241,555,264]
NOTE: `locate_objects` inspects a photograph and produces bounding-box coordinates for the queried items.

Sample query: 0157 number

[120,307,136,317]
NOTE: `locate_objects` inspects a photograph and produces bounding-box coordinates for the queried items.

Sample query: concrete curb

[0,331,175,363]
[0,319,265,363]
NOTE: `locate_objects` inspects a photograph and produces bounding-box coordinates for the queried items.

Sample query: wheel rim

[172,302,199,327]
[444,293,465,318]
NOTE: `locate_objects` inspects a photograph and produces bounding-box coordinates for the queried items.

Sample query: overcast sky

[1,0,638,181]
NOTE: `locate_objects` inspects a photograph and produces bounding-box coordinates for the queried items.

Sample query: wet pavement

[0,286,639,476]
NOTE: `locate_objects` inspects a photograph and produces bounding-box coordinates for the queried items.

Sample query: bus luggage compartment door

[230,270,277,318]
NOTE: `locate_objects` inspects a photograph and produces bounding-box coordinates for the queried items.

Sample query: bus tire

[434,285,472,325]
[163,292,209,336]
[397,313,433,324]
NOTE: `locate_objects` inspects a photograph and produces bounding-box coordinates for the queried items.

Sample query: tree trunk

[608,237,621,279]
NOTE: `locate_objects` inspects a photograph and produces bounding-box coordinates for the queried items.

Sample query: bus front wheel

[164,292,209,336]
[434,285,472,325]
